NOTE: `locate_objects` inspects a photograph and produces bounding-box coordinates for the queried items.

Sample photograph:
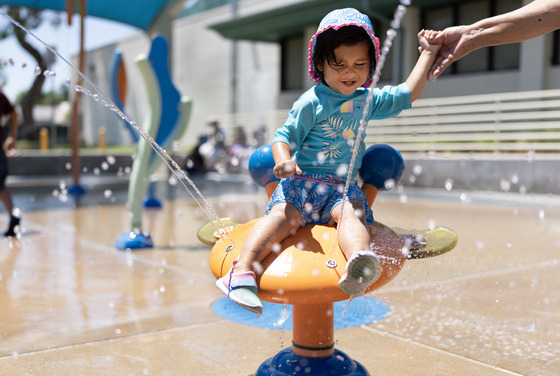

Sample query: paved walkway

[0,183,558,375]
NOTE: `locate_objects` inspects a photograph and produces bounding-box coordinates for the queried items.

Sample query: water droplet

[34,66,41,75]
[428,219,436,230]
[444,178,454,191]
[538,209,546,222]
[499,179,511,192]
[412,165,422,176]
[384,179,395,190]
[252,262,263,274]
[101,162,109,171]
[168,175,178,186]
[336,163,348,177]
[103,189,113,199]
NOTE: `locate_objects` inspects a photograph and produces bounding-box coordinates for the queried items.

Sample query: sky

[0,10,139,100]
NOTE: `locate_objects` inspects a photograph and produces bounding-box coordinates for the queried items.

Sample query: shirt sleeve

[272,94,318,150]
[369,82,411,120]
[0,92,15,116]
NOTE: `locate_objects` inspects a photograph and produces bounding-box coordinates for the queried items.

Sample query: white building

[79,0,560,148]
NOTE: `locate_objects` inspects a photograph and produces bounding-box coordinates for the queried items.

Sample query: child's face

[318,41,370,95]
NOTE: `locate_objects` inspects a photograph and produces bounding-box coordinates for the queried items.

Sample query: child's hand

[418,29,442,54]
[273,159,302,179]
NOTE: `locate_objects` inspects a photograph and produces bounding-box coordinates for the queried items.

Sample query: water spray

[331,0,411,265]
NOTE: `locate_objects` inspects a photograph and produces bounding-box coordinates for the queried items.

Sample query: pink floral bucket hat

[308,8,381,88]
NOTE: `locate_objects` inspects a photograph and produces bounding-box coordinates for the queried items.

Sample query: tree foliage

[0,6,62,128]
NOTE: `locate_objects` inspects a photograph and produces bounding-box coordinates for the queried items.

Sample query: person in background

[426,0,560,78]
[0,88,21,237]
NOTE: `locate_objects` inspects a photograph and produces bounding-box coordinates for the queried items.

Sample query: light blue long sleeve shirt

[273,81,411,180]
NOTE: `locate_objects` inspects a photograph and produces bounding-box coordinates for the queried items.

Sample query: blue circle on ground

[212,296,389,330]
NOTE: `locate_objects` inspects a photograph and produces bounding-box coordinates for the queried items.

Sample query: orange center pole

[291,303,335,358]
[361,183,379,208]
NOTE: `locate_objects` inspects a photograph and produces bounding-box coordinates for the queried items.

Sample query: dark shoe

[4,215,20,237]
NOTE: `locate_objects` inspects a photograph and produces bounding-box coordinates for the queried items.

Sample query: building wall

[173,3,280,145]
[78,0,560,149]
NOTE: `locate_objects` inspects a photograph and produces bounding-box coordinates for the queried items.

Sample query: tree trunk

[12,11,47,133]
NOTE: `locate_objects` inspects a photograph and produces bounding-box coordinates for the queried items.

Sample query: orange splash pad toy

[203,145,457,374]
[209,218,406,352]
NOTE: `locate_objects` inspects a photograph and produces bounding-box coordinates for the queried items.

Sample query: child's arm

[406,30,441,103]
[272,141,302,178]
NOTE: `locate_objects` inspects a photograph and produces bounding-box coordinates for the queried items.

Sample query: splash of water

[0,10,236,248]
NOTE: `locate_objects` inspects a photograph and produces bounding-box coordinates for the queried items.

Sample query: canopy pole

[69,0,86,193]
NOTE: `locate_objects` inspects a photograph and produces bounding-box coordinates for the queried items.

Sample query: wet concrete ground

[0,174,559,375]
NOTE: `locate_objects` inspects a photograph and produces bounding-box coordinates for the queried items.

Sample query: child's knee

[269,203,302,228]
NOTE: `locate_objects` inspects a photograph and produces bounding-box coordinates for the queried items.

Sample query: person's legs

[0,154,19,237]
[216,202,301,314]
[331,200,370,259]
[331,199,380,295]
[235,203,301,274]
[0,188,13,215]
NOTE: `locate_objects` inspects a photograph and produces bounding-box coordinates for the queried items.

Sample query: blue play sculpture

[360,143,405,190]
[115,35,192,250]
[248,144,280,187]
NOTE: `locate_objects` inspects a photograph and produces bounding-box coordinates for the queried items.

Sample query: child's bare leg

[331,200,371,257]
[332,200,380,295]
[234,203,301,274]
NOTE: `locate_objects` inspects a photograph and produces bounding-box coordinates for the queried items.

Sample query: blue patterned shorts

[265,171,374,226]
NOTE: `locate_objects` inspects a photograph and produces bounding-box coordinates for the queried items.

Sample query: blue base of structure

[67,184,86,195]
[256,347,369,376]
[115,231,153,250]
[143,196,163,208]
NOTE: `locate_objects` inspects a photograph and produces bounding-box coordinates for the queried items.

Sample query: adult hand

[427,25,473,79]
[4,136,17,157]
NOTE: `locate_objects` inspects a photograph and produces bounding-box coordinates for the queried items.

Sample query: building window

[422,0,522,75]
[455,0,490,73]
[281,34,304,91]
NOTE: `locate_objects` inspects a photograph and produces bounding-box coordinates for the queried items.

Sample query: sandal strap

[229,271,257,289]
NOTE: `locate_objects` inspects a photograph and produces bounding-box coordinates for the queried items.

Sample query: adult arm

[430,0,560,78]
